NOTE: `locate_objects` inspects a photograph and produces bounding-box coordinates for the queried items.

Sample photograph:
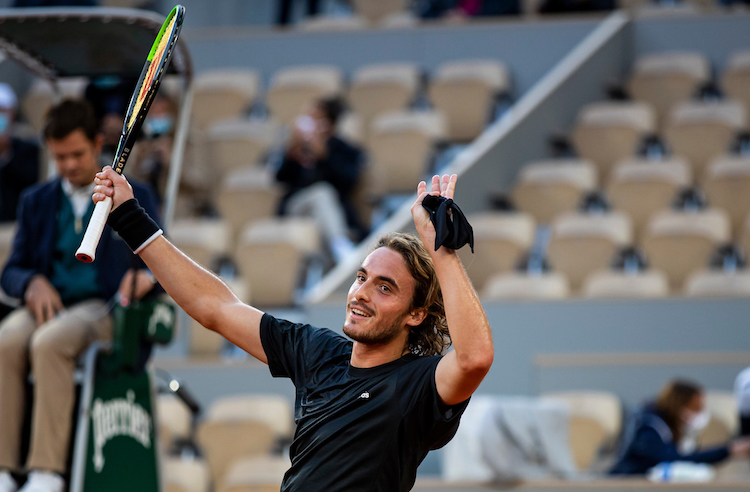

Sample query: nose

[351,280,371,303]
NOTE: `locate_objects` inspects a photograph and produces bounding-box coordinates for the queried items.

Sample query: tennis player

[93,168,494,491]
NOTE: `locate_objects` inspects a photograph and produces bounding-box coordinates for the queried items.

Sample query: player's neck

[350,338,409,369]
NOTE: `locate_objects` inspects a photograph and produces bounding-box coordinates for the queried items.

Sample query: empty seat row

[480,266,750,301]
[572,98,746,181]
[512,155,750,237]
[628,49,750,128]
[463,207,750,294]
[158,393,294,491]
[191,59,510,143]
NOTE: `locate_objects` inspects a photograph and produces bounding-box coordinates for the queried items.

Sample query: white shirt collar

[61,179,96,219]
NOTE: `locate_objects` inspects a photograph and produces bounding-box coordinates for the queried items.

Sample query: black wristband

[107,198,162,253]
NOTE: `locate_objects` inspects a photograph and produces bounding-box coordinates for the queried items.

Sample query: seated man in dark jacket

[611,379,750,476]
[276,98,366,262]
[0,100,160,492]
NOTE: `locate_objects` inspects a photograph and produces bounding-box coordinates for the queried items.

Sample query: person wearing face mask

[130,93,175,204]
[0,83,40,223]
[610,379,750,475]
[276,97,368,262]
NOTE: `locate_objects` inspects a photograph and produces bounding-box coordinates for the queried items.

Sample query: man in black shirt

[91,169,494,491]
[276,98,367,260]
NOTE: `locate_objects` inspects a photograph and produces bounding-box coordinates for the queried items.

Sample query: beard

[343,312,409,346]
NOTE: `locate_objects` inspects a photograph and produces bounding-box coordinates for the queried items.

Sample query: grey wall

[183,16,601,97]
[632,12,750,75]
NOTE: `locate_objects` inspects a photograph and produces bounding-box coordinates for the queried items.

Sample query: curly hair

[376,232,451,356]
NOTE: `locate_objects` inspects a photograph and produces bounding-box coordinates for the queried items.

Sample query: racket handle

[76,197,113,263]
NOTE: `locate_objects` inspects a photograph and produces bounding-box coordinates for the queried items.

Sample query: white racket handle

[76,197,113,263]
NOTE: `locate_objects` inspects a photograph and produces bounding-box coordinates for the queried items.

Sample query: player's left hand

[411,174,457,251]
[117,269,156,307]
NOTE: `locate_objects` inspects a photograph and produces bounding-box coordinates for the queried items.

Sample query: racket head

[113,4,185,175]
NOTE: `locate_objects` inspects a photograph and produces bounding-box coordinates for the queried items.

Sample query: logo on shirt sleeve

[358,391,370,400]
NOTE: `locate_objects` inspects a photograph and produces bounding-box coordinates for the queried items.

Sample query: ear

[93,134,104,155]
[405,307,427,328]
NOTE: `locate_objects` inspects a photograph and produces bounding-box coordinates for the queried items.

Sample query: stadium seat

[642,208,731,291]
[539,391,622,471]
[511,158,598,224]
[335,111,365,145]
[607,156,691,239]
[218,455,292,492]
[266,65,344,126]
[664,99,746,175]
[742,215,750,256]
[582,269,670,299]
[207,119,279,175]
[163,456,210,492]
[196,395,294,485]
[156,393,193,453]
[0,222,16,269]
[699,391,739,448]
[192,69,261,131]
[428,59,510,142]
[482,271,570,300]
[351,0,410,25]
[367,110,446,198]
[571,101,656,181]
[234,218,321,307]
[216,167,282,243]
[702,155,750,238]
[547,211,632,291]
[627,52,710,128]
[169,218,231,270]
[458,211,536,293]
[21,77,87,133]
[721,50,750,114]
[348,63,420,130]
[189,277,248,358]
[684,269,750,298]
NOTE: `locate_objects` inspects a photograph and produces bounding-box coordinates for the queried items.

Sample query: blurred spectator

[0,83,40,223]
[419,0,520,18]
[538,0,614,14]
[130,93,176,204]
[736,367,750,436]
[277,0,321,26]
[610,379,750,475]
[276,98,367,261]
[13,0,95,5]
[84,75,138,163]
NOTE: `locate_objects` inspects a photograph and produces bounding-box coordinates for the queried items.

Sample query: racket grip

[76,197,113,263]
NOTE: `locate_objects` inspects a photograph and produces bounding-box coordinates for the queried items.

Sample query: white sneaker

[18,472,63,492]
[0,471,18,492]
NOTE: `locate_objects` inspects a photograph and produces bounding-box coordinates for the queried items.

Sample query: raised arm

[93,167,268,364]
[411,175,493,406]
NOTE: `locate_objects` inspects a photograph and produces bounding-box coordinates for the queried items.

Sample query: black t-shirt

[260,313,469,492]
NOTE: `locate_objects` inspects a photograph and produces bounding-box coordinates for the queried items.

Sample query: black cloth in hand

[421,195,474,253]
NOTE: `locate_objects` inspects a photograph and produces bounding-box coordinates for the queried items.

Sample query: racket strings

[127,14,177,130]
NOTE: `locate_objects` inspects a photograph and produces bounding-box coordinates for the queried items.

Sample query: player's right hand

[93,166,134,211]
[25,274,63,326]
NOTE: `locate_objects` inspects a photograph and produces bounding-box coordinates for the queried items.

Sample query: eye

[356,273,365,282]
[379,284,390,293]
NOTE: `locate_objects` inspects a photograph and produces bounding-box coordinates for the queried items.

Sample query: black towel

[421,195,474,253]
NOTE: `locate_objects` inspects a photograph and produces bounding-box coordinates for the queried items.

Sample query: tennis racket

[76,5,185,263]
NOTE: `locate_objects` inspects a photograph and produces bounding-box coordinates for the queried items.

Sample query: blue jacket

[610,405,729,475]
[1,177,161,303]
